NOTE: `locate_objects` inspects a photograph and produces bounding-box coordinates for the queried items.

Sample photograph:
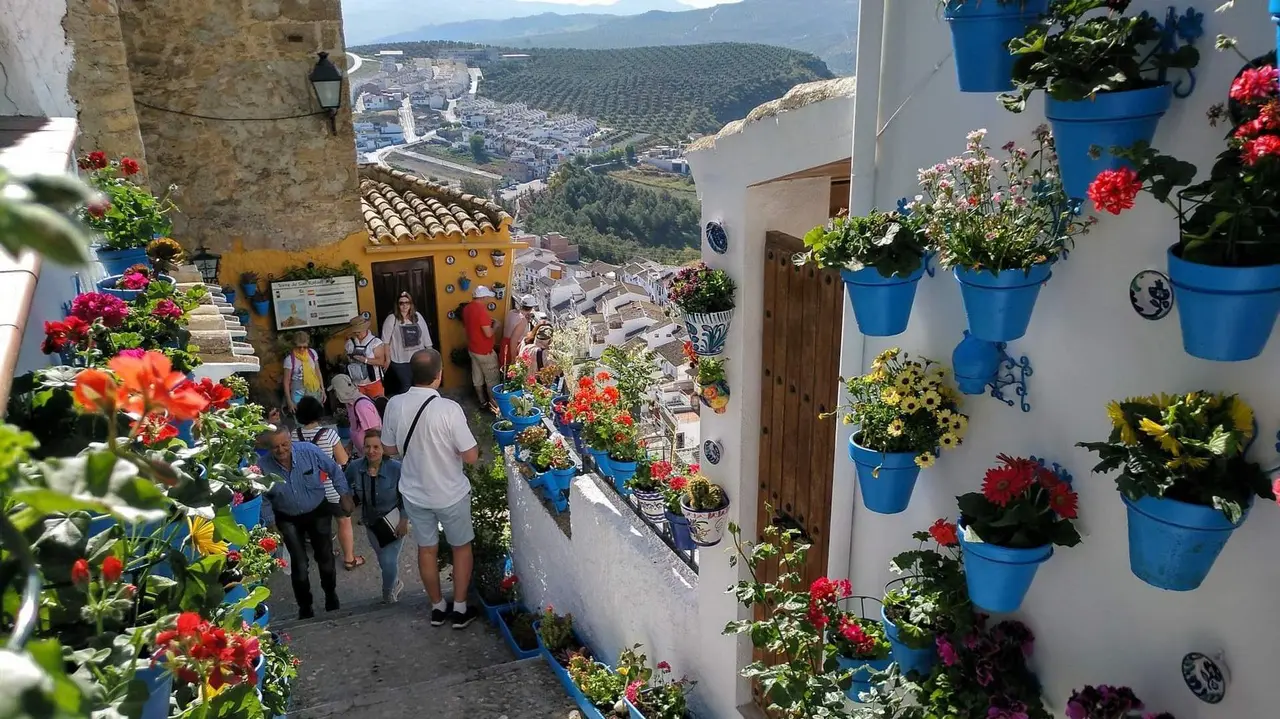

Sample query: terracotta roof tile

[359,165,512,245]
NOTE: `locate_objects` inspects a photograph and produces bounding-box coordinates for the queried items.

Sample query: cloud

[513,0,622,4]
[677,0,742,6]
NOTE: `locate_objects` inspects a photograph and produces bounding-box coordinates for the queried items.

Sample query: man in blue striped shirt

[260,426,354,619]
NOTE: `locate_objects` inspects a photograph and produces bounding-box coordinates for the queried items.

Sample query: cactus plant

[685,475,727,511]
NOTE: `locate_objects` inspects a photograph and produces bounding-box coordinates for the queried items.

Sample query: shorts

[357,380,385,399]
[402,494,474,548]
[469,351,501,388]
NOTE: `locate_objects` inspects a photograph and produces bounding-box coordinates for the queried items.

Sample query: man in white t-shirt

[344,316,388,399]
[381,348,481,629]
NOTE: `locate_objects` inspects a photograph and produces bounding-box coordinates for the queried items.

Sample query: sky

[512,0,740,6]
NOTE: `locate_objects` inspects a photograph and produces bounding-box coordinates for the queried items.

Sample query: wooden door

[370,256,439,366]
[752,230,845,709]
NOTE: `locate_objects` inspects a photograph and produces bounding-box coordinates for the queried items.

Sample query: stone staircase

[265,525,575,719]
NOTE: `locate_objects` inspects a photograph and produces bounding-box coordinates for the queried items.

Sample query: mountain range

[353,0,859,75]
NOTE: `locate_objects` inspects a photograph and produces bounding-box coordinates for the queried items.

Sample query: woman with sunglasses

[381,291,433,397]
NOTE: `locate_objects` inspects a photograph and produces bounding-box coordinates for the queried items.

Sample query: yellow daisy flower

[936,408,954,422]
[875,347,901,364]
[901,396,921,413]
[895,372,916,390]
[881,388,902,406]
[939,432,960,450]
[870,368,889,383]
[1106,400,1138,446]
[914,452,936,469]
[950,415,968,434]
[188,516,228,557]
[842,413,854,425]
[888,419,904,437]
[1167,455,1210,471]
[921,390,941,409]
[1229,397,1255,441]
[1138,417,1182,456]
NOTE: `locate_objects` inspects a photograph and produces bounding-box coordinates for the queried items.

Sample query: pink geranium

[70,292,129,328]
[119,271,151,290]
[151,299,183,320]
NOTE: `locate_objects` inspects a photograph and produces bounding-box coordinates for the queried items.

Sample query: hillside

[479,44,833,139]
[371,0,858,75]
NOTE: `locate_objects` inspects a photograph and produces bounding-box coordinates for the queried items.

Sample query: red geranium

[101,556,124,584]
[42,316,92,355]
[86,151,108,170]
[119,270,151,290]
[928,518,959,547]
[227,550,242,564]
[71,558,91,589]
[154,611,261,690]
[1086,167,1142,216]
[192,377,234,410]
[1230,65,1279,103]
[258,536,278,553]
[1242,134,1280,166]
[74,351,210,420]
[119,157,140,176]
[133,413,179,445]
[151,298,184,320]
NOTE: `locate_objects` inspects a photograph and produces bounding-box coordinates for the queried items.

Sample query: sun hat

[473,285,496,299]
[520,294,537,309]
[329,374,361,405]
[348,315,370,332]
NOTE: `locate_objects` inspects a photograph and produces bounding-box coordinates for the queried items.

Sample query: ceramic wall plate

[468,249,478,258]
[358,277,368,287]
[487,302,497,311]
[1129,269,1173,320]
[445,284,455,293]
[703,439,723,465]
[705,221,729,254]
[1182,652,1228,704]
[446,256,456,265]
[447,310,457,320]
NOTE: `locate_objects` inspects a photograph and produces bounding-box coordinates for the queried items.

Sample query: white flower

[844,259,866,272]
[874,223,901,246]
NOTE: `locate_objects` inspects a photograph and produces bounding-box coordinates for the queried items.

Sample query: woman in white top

[381,291,433,397]
[345,315,389,399]
[294,395,365,570]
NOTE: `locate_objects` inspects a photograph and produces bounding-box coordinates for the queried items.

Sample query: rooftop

[653,339,689,367]
[360,165,511,245]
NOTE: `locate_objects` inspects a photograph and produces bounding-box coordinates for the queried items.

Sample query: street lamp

[310,52,344,135]
[191,245,221,286]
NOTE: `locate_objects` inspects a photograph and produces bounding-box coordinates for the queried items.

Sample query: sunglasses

[398,300,411,305]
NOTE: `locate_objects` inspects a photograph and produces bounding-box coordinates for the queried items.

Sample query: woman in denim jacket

[343,429,409,603]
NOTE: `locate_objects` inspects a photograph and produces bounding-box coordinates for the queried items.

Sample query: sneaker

[451,605,480,630]
[430,603,452,626]
[325,595,340,612]
[383,580,404,604]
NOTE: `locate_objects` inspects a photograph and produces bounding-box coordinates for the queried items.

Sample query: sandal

[344,556,366,570]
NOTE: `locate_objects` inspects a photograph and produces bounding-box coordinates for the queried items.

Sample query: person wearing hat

[518,322,555,375]
[330,374,382,458]
[501,294,537,372]
[381,291,433,397]
[344,315,389,399]
[462,285,501,409]
[282,330,326,414]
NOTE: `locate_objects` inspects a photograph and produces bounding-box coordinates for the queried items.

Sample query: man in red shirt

[463,286,501,409]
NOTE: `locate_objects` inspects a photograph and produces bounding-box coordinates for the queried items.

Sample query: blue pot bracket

[952,331,1033,413]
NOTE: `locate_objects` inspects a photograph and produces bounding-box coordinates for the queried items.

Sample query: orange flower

[74,368,124,413]
[109,351,209,420]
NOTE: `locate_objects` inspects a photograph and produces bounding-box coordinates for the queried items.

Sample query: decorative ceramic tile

[703,439,723,465]
[446,256,455,265]
[705,221,728,254]
[445,284,454,293]
[1182,652,1228,704]
[1129,269,1173,320]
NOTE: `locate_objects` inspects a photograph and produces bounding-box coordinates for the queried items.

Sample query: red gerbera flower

[1087,167,1143,215]
[981,455,1035,506]
[1047,483,1079,519]
[1230,65,1280,103]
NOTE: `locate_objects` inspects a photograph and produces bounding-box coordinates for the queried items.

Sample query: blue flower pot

[880,606,937,678]
[232,495,263,530]
[175,419,195,446]
[587,448,611,478]
[841,262,927,337]
[958,521,1052,613]
[228,396,246,406]
[96,246,150,277]
[460,278,472,291]
[683,309,734,357]
[551,466,575,492]
[951,330,1001,395]
[252,300,271,316]
[1123,494,1250,591]
[848,435,922,515]
[625,699,646,719]
[492,384,523,420]
[837,654,893,702]
[666,510,697,551]
[222,288,237,305]
[254,654,265,690]
[254,604,271,630]
[1046,84,1172,200]
[242,282,258,298]
[235,310,250,327]
[480,596,514,626]
[510,407,543,432]
[223,584,256,625]
[953,262,1052,343]
[98,274,174,302]
[1167,246,1280,362]
[535,625,598,712]
[943,0,1049,93]
[494,422,517,448]
[134,663,173,719]
[530,470,548,490]
[498,607,542,659]
[609,458,636,496]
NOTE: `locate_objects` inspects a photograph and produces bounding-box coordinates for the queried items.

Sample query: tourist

[501,294,537,371]
[282,331,325,415]
[344,430,407,604]
[381,348,481,629]
[259,426,353,619]
[344,315,388,399]
[330,374,382,458]
[381,291,433,397]
[518,322,555,374]
[462,286,501,409]
[293,396,363,572]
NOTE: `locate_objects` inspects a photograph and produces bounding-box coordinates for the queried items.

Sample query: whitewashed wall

[844,3,1280,719]
[0,0,74,117]
[506,464,708,716]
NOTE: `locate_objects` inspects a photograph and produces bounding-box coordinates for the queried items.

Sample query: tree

[469,134,489,165]
[461,177,492,199]
[625,144,637,164]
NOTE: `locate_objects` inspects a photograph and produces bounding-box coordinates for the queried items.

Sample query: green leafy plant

[509,393,539,418]
[836,347,968,470]
[1077,392,1272,522]
[277,259,365,284]
[601,344,660,412]
[1001,0,1201,113]
[882,520,972,651]
[694,356,726,387]
[668,261,736,314]
[230,526,285,583]
[829,614,891,661]
[628,655,695,719]
[259,632,299,718]
[220,374,250,399]
[0,166,95,265]
[568,655,628,711]
[535,437,574,471]
[800,209,928,277]
[537,606,577,655]
[78,152,178,251]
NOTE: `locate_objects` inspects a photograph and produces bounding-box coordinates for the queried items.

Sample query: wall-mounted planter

[838,654,893,703]
[494,284,507,300]
[954,262,1052,343]
[95,246,150,277]
[1123,494,1251,591]
[459,277,472,292]
[222,288,238,305]
[587,447,612,478]
[942,0,1049,93]
[680,497,730,547]
[1166,246,1280,361]
[665,510,697,551]
[880,603,936,678]
[958,519,1052,613]
[251,299,271,316]
[841,261,926,337]
[1046,84,1172,200]
[232,494,263,530]
[134,663,173,719]
[696,378,730,414]
[633,488,667,524]
[683,310,733,357]
[848,434,922,515]
[608,458,636,495]
[491,250,506,267]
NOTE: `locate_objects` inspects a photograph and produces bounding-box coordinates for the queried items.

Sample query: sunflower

[1105,400,1138,445]
[901,395,921,413]
[881,388,902,406]
[1167,454,1210,471]
[1228,396,1255,441]
[887,419,904,437]
[914,452,936,469]
[939,432,960,450]
[188,516,228,556]
[1138,417,1182,456]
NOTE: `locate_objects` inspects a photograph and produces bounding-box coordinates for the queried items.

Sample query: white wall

[843,3,1280,718]
[507,463,708,716]
[0,0,74,117]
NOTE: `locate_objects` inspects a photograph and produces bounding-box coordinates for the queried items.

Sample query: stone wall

[62,0,147,165]
[0,0,75,117]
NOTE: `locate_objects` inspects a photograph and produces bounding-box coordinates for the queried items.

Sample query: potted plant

[77,151,176,274]
[536,607,592,697]
[537,437,575,511]
[146,236,185,275]
[680,473,729,547]
[828,609,892,703]
[240,270,260,298]
[882,519,972,678]
[627,458,671,524]
[98,263,161,301]
[250,288,271,316]
[956,454,1081,612]
[662,473,696,550]
[475,263,489,277]
[221,284,238,305]
[493,418,516,449]
[567,655,627,718]
[693,355,730,414]
[221,374,250,406]
[1001,0,1201,198]
[942,0,1050,93]
[625,657,695,719]
[260,632,300,719]
[607,416,643,492]
[668,261,736,357]
[1065,685,1175,719]
[911,127,1092,342]
[906,616,1049,719]
[495,359,532,419]
[1087,49,1280,361]
[515,423,550,472]
[459,271,472,292]
[800,209,930,336]
[1078,391,1271,591]
[508,393,544,432]
[496,576,541,659]
[493,281,507,299]
[839,348,969,514]
[491,249,507,267]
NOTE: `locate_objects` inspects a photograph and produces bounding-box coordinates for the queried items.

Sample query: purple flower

[988,698,1029,719]
[936,635,959,667]
[1065,700,1087,719]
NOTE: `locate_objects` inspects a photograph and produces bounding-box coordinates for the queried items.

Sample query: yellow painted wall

[217,227,521,399]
